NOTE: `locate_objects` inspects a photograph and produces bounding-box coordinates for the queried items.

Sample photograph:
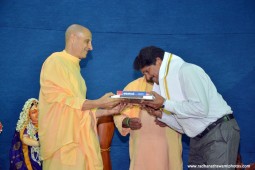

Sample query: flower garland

[26,120,41,165]
[16,98,38,132]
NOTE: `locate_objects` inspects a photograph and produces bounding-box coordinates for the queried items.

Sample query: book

[111,91,155,100]
[117,90,147,96]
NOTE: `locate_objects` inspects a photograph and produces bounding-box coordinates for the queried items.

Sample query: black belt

[195,114,234,139]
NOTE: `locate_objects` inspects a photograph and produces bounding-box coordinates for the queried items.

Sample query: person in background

[114,76,183,170]
[134,46,240,168]
[39,24,124,170]
[10,98,42,170]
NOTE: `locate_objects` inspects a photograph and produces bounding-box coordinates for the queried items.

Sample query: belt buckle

[223,115,229,121]
[197,134,202,138]
[212,122,217,126]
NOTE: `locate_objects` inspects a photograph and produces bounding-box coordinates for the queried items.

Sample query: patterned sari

[9,129,42,170]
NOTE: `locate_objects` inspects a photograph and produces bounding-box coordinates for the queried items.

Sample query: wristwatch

[160,98,166,111]
[160,98,172,115]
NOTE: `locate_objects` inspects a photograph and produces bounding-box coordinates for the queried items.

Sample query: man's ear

[155,57,162,65]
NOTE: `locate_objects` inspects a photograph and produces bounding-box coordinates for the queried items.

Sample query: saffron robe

[114,77,183,170]
[39,50,102,170]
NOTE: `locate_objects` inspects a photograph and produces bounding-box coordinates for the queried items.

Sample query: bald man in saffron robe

[39,24,124,170]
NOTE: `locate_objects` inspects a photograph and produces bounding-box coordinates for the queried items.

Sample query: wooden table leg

[97,116,115,170]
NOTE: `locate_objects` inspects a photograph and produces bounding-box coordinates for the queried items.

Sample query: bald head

[64,24,93,59]
[65,24,90,44]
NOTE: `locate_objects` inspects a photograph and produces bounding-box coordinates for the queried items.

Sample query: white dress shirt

[155,53,232,137]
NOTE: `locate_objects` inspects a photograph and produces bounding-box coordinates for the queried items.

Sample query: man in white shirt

[133,46,240,169]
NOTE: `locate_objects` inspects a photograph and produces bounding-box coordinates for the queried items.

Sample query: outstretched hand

[155,119,167,127]
[141,91,165,109]
[98,92,123,109]
[96,103,127,118]
[106,103,127,116]
[140,104,162,118]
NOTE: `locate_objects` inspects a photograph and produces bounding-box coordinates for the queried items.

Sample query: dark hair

[30,101,38,109]
[133,46,164,70]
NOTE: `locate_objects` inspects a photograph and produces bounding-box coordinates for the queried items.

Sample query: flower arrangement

[0,121,3,133]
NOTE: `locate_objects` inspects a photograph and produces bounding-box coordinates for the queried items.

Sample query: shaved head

[64,24,93,59]
[65,24,90,44]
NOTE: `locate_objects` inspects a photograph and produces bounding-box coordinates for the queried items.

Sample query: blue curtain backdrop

[0,0,254,169]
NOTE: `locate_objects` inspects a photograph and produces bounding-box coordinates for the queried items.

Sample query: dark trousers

[188,119,240,170]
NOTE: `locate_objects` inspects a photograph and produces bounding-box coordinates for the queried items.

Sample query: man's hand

[141,91,165,109]
[82,92,123,111]
[106,103,127,116]
[155,119,167,127]
[96,103,127,118]
[122,117,142,130]
[98,92,123,109]
[141,105,162,118]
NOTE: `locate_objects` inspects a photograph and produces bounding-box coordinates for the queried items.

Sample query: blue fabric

[0,0,254,169]
[9,131,42,170]
[9,131,28,170]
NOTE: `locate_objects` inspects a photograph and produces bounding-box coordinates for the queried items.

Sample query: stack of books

[111,91,154,100]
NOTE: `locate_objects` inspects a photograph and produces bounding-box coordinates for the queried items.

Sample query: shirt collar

[62,50,81,65]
